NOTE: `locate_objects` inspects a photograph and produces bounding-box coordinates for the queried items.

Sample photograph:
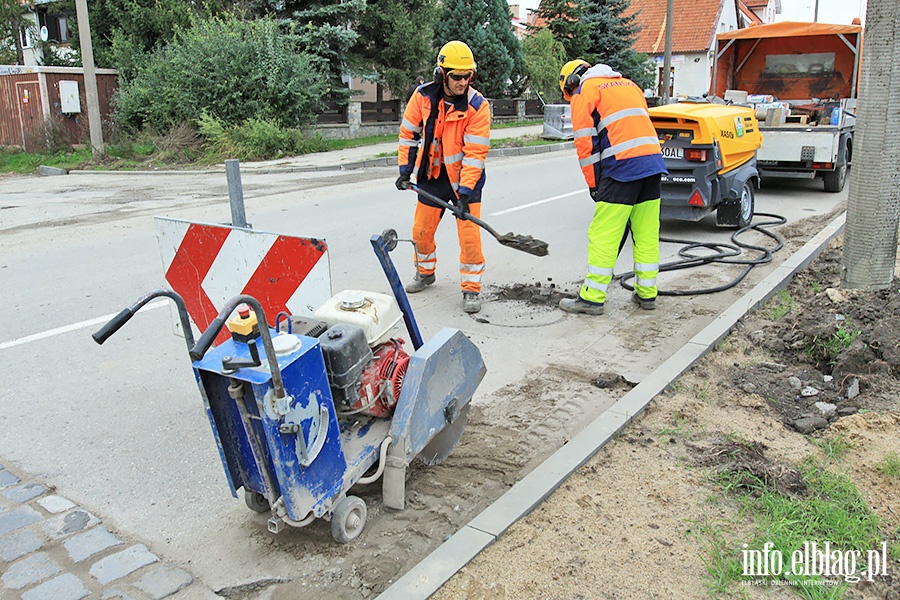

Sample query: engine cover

[352,340,409,418]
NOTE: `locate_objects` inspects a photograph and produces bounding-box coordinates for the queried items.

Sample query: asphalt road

[0,150,848,594]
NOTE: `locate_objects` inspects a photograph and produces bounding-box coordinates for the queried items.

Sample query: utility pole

[661,0,674,104]
[74,0,104,157]
[842,0,899,289]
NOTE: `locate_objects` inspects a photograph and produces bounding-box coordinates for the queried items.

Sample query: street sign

[155,217,332,346]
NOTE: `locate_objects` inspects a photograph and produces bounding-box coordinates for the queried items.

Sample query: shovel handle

[407,184,504,240]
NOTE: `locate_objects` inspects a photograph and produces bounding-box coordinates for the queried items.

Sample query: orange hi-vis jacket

[570,65,666,188]
[398,81,490,199]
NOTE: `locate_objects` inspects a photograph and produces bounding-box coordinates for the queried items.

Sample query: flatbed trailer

[713,21,862,193]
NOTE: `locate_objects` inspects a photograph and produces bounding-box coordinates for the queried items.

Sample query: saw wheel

[416,402,471,466]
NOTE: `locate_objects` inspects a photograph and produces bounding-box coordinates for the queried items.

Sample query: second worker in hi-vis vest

[395,40,491,315]
[557,59,668,316]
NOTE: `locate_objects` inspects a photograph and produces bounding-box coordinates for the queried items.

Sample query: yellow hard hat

[559,59,590,101]
[437,41,477,72]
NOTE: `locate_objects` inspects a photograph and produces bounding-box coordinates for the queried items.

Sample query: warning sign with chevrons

[155,217,331,346]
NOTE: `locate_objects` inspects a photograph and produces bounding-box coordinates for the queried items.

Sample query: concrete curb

[64,142,575,176]
[375,212,847,600]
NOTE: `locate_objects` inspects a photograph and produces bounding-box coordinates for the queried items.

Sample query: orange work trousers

[412,189,485,294]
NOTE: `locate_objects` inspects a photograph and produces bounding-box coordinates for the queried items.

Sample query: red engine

[350,339,410,418]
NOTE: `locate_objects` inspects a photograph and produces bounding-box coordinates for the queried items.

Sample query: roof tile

[627,0,725,53]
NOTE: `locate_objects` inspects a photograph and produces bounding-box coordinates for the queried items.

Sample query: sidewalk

[236,124,549,174]
[0,462,202,600]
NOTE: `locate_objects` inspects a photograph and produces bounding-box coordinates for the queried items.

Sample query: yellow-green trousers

[580,198,660,304]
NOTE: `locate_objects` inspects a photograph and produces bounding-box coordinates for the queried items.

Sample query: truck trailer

[712,21,863,193]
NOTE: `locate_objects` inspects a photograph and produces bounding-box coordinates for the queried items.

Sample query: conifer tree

[354,0,438,99]
[527,0,589,59]
[580,0,652,89]
[434,0,526,98]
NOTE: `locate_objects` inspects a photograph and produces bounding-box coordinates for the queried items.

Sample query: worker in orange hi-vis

[557,59,668,316]
[395,40,491,315]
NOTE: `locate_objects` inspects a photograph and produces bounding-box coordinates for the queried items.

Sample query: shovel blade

[497,233,549,257]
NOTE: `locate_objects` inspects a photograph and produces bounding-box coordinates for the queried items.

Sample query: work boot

[405,273,435,293]
[631,293,657,311]
[559,296,605,315]
[463,292,481,314]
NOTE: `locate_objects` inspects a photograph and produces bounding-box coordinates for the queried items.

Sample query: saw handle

[92,289,195,351]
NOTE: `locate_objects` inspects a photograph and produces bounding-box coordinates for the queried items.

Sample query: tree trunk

[842,0,900,289]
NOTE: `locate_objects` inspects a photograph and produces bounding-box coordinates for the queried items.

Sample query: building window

[39,12,70,44]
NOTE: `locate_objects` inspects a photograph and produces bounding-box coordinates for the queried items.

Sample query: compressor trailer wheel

[331,496,367,543]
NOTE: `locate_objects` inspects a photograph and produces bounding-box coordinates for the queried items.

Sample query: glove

[589,187,601,202]
[395,173,411,191]
[454,193,470,218]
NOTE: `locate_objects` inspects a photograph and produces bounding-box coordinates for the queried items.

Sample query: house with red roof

[626,0,741,98]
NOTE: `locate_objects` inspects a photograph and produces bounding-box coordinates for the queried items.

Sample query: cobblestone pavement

[1,461,197,600]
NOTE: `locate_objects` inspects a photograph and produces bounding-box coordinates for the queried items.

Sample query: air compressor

[93,231,485,543]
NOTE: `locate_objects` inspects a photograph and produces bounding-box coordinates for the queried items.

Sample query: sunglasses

[447,71,473,82]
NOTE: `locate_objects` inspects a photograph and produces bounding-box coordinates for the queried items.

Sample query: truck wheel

[737,181,755,228]
[823,162,846,192]
[824,139,848,193]
[331,496,367,544]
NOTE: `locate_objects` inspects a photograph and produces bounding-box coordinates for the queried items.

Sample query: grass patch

[812,435,854,463]
[492,118,542,129]
[703,456,885,597]
[765,289,796,321]
[0,147,94,174]
[874,452,900,478]
[323,134,397,151]
[804,324,861,368]
[657,409,695,438]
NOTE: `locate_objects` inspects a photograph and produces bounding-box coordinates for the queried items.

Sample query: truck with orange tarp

[712,21,863,192]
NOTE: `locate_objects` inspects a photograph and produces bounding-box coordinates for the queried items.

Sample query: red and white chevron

[155,217,331,346]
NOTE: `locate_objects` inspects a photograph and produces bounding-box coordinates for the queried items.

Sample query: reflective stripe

[451,182,459,191]
[402,118,422,133]
[461,274,482,283]
[574,127,597,139]
[462,157,484,169]
[634,262,659,272]
[464,134,490,146]
[444,152,464,164]
[418,261,436,270]
[636,276,657,287]
[587,265,614,277]
[460,263,485,272]
[601,136,661,160]
[598,107,649,130]
[583,279,609,292]
[579,153,601,168]
[417,252,436,261]
[399,138,418,147]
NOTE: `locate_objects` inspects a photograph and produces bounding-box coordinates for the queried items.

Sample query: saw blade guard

[387,327,485,464]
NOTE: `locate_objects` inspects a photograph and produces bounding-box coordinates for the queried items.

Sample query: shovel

[406,183,549,257]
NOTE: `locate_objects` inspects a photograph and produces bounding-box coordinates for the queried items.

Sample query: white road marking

[488,190,584,217]
[0,300,168,351]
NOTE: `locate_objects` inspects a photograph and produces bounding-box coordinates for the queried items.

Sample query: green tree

[249,0,366,100]
[581,0,652,89]
[523,28,567,102]
[528,0,589,59]
[353,0,438,99]
[434,0,526,98]
[0,0,32,64]
[59,0,206,71]
[114,16,329,131]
